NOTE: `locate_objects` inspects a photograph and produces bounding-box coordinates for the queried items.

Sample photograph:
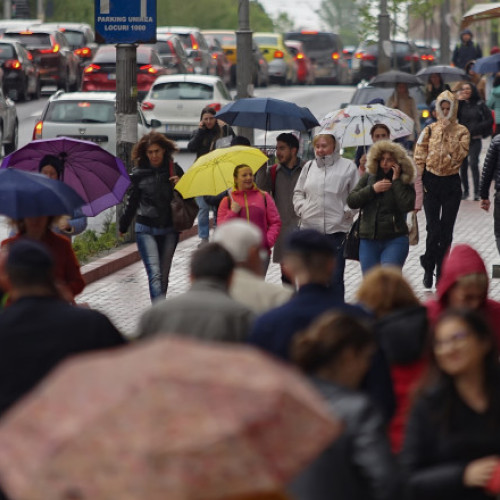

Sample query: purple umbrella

[0,137,131,216]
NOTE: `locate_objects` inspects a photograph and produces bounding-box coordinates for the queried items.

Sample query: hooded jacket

[426,244,500,343]
[414,90,470,177]
[293,133,359,234]
[452,29,482,69]
[347,141,416,240]
[480,134,500,198]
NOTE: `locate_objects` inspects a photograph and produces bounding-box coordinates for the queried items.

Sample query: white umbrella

[318,104,414,148]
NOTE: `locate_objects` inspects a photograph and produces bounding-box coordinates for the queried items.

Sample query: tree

[274,12,295,33]
[318,0,361,46]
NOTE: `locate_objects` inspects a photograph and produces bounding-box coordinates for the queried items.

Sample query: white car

[141,75,232,140]
[33,91,158,155]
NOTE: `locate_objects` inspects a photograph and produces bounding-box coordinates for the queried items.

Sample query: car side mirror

[149,119,162,128]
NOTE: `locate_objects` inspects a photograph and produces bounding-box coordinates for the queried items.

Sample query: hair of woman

[132,132,179,168]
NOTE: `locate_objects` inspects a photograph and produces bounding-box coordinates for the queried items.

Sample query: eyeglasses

[433,330,470,351]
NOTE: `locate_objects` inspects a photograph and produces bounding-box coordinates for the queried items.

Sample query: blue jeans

[359,236,409,275]
[135,224,179,302]
[196,196,210,239]
[460,137,481,197]
[325,232,346,301]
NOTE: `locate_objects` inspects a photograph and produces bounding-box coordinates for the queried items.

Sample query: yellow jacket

[414,90,470,177]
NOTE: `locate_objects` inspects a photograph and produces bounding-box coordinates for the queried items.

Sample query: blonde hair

[356,266,420,318]
[312,134,336,147]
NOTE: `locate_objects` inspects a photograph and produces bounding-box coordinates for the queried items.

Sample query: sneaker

[423,270,433,289]
[198,238,209,248]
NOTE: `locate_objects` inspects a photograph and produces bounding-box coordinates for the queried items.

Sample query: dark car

[2,28,80,91]
[351,40,422,83]
[349,83,429,129]
[153,34,194,75]
[38,23,97,69]
[284,30,349,84]
[416,42,437,68]
[0,40,40,100]
[82,45,169,100]
[201,33,232,87]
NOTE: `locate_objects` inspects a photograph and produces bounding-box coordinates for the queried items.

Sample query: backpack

[269,163,279,192]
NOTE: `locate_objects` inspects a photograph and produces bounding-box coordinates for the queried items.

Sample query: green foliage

[73,218,121,264]
[48,0,93,24]
[274,12,295,33]
[318,0,361,46]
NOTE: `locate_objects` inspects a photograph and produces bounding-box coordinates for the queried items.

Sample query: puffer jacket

[347,141,416,240]
[293,134,359,234]
[480,134,500,199]
[414,90,470,177]
[119,160,184,233]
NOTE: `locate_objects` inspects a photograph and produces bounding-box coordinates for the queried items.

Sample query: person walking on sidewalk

[457,82,493,200]
[119,132,184,302]
[187,106,234,246]
[293,132,358,300]
[256,132,304,283]
[347,140,416,275]
[452,29,482,69]
[414,90,470,289]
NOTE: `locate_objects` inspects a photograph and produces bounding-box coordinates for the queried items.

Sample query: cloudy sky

[259,0,324,29]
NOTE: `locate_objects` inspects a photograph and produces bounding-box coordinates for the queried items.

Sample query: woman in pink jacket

[218,164,281,271]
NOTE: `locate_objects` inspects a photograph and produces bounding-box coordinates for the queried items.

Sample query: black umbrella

[416,65,467,83]
[370,70,424,88]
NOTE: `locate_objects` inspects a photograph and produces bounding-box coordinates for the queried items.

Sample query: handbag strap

[168,160,175,177]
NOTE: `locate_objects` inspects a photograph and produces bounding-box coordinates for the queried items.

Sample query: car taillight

[296,52,304,60]
[33,120,43,140]
[355,52,363,59]
[208,102,221,111]
[141,101,155,111]
[190,34,198,50]
[139,64,159,74]
[274,50,284,58]
[362,54,376,61]
[84,64,101,73]
[74,47,92,58]
[421,54,435,62]
[331,52,340,60]
[404,54,420,62]
[4,59,21,69]
[212,53,218,59]
[40,43,60,54]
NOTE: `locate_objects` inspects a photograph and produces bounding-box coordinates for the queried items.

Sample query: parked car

[0,81,18,154]
[284,31,349,84]
[416,42,437,67]
[152,34,194,75]
[32,91,158,154]
[253,32,297,85]
[201,32,232,86]
[38,22,97,69]
[285,40,315,85]
[156,26,215,76]
[0,40,40,101]
[82,45,169,100]
[351,40,422,82]
[140,75,232,140]
[2,27,80,91]
[348,82,429,129]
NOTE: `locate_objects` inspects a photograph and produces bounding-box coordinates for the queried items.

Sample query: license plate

[165,125,192,132]
[108,73,116,80]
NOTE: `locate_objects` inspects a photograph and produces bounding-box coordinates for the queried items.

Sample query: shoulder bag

[343,215,360,261]
[169,161,199,232]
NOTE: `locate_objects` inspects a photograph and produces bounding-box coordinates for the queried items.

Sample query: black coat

[187,124,234,158]
[479,134,500,199]
[458,99,493,138]
[401,382,500,500]
[0,296,126,416]
[289,377,400,500]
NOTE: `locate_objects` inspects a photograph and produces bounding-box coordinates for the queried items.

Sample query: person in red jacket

[426,244,500,343]
[217,164,281,273]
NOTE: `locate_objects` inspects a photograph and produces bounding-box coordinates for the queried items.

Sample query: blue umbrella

[215,97,320,131]
[472,53,500,74]
[0,168,84,219]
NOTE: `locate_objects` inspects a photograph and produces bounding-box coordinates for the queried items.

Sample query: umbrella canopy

[215,97,319,131]
[416,65,467,83]
[319,104,414,147]
[461,2,500,29]
[0,168,84,219]
[175,145,268,198]
[0,137,131,217]
[472,53,500,74]
[0,337,340,500]
[370,70,424,88]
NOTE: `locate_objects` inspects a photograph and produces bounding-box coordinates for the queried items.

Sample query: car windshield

[254,35,278,46]
[212,33,235,45]
[286,33,336,51]
[60,30,85,48]
[150,82,214,100]
[3,32,51,49]
[174,33,193,49]
[0,44,15,60]
[46,101,116,123]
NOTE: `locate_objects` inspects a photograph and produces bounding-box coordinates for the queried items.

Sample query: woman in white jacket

[293,132,359,299]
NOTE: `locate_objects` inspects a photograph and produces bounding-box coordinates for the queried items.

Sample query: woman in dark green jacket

[347,140,416,274]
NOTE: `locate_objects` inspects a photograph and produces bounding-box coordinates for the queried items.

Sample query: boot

[420,255,434,289]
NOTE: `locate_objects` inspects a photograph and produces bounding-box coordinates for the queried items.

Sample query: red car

[285,40,315,85]
[82,45,168,100]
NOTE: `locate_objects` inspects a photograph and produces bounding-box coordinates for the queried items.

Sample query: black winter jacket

[457,99,493,138]
[118,160,184,233]
[479,134,500,199]
[187,124,234,158]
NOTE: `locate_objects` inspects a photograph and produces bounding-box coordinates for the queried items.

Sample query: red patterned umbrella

[0,337,339,500]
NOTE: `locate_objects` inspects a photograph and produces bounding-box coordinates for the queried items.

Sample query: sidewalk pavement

[79,196,500,339]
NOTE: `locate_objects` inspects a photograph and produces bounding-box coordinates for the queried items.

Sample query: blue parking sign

[95,0,157,44]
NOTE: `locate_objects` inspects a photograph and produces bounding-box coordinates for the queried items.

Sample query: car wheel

[4,120,17,155]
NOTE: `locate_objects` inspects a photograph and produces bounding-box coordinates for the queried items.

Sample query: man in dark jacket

[480,136,500,254]
[452,29,482,69]
[0,239,126,417]
[248,229,395,421]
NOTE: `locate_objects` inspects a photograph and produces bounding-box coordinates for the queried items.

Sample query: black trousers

[422,171,462,273]
[494,191,500,255]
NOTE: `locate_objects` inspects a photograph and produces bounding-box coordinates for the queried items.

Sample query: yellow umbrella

[176,145,268,198]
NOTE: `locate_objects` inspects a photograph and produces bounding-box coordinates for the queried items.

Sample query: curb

[81,224,200,285]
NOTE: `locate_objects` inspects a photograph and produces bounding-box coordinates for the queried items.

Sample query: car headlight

[422,109,430,119]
